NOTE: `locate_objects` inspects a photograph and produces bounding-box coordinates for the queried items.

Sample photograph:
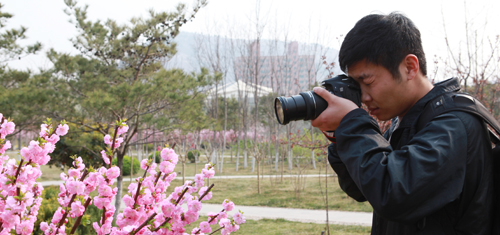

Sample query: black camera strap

[416,91,500,234]
[416,92,500,145]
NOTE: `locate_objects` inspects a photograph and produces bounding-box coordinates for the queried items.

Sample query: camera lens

[274,91,327,125]
[275,98,285,124]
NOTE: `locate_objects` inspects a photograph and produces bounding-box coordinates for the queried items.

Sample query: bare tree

[440,1,500,118]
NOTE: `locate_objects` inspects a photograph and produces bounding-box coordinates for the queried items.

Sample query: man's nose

[361,90,372,103]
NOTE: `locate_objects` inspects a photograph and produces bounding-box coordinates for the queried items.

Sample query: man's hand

[311,87,358,131]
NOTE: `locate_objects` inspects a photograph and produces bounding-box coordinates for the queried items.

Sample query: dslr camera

[274,74,362,125]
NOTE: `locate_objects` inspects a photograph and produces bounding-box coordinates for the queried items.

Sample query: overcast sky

[3,0,499,78]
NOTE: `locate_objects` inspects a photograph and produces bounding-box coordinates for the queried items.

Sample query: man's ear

[403,54,419,80]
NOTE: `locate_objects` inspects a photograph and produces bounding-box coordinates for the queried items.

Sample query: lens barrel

[274,91,327,125]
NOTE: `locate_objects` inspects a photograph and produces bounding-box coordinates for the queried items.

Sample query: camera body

[274,74,362,125]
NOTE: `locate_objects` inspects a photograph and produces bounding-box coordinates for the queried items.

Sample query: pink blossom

[184,210,199,224]
[71,201,85,217]
[51,207,64,224]
[15,220,33,235]
[101,150,110,165]
[44,133,60,145]
[60,172,68,181]
[147,162,157,174]
[39,124,49,138]
[140,159,148,170]
[161,202,176,217]
[40,222,49,231]
[122,207,139,224]
[127,183,138,194]
[66,180,85,195]
[199,221,211,233]
[68,168,80,178]
[103,135,124,149]
[202,168,215,179]
[219,218,231,228]
[0,209,19,229]
[104,134,112,146]
[98,184,113,197]
[226,223,240,233]
[188,200,202,212]
[207,212,218,225]
[160,148,178,163]
[20,140,43,163]
[94,196,111,209]
[198,186,212,201]
[93,222,110,235]
[159,161,175,174]
[56,123,69,136]
[117,124,129,136]
[59,183,66,197]
[0,140,11,154]
[233,212,246,225]
[0,121,15,138]
[194,174,204,188]
[221,228,230,235]
[217,211,228,220]
[222,199,235,212]
[138,192,154,205]
[122,195,134,207]
[114,137,124,148]
[73,156,85,171]
[106,166,120,180]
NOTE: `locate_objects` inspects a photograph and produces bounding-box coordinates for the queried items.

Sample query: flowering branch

[0,114,246,235]
[69,197,92,235]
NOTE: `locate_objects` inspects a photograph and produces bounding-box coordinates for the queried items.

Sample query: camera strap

[322,130,337,143]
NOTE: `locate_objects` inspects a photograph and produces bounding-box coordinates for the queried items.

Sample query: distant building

[235,41,316,95]
[206,80,273,106]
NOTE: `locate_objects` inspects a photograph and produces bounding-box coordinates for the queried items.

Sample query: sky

[2,0,500,79]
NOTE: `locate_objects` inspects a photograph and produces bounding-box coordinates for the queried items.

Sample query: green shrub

[187,150,199,163]
[149,151,162,163]
[112,155,140,176]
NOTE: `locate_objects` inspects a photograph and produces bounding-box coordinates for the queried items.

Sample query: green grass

[33,156,372,212]
[36,155,335,181]
[185,217,371,235]
[117,175,373,213]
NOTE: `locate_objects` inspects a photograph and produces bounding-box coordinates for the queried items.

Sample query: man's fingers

[313,87,336,103]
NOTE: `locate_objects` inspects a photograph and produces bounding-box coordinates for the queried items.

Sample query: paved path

[41,174,372,226]
[199,204,372,226]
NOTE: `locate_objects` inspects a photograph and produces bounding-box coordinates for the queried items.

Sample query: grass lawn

[168,176,372,212]
[185,217,371,235]
[37,154,336,179]
[33,154,372,212]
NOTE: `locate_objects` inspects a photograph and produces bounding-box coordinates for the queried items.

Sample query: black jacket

[328,78,493,234]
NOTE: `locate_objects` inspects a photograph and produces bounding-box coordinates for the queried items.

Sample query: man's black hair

[339,12,427,79]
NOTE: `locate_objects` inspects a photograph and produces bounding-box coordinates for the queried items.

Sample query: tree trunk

[236,139,240,171]
[129,148,133,183]
[311,125,316,169]
[257,159,261,194]
[113,152,125,222]
[182,160,186,183]
[325,156,330,235]
[251,156,255,172]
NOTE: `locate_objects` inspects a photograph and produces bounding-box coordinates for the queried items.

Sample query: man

[311,12,493,234]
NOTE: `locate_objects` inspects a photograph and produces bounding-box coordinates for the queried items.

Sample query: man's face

[348,59,413,121]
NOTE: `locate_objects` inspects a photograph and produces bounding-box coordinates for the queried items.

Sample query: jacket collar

[396,77,461,128]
